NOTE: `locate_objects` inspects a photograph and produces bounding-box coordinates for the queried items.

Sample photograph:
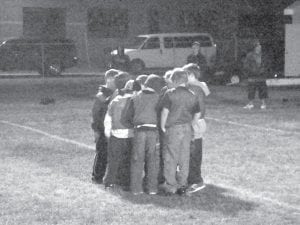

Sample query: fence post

[41,44,45,77]
[40,43,55,105]
[233,32,238,62]
[84,31,91,69]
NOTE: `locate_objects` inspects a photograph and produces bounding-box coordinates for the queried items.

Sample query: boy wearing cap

[182,63,210,194]
[91,69,119,184]
[187,42,208,80]
[123,75,165,195]
[103,72,133,189]
[160,69,200,194]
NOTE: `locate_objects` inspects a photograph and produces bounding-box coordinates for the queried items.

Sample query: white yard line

[1,119,299,211]
[206,116,300,135]
[207,181,300,212]
[0,120,94,150]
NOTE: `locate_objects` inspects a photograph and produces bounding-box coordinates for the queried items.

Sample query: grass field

[0,77,299,225]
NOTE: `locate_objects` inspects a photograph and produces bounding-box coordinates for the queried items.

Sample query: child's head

[144,74,165,93]
[164,70,174,88]
[182,63,202,81]
[114,72,131,91]
[170,68,188,87]
[104,69,119,90]
[192,41,201,55]
[122,79,135,94]
[135,74,148,90]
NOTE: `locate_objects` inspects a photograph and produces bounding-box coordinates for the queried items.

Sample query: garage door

[285,24,300,77]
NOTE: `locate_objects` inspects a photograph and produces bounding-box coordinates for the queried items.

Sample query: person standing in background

[110,46,131,72]
[187,42,208,81]
[243,40,269,110]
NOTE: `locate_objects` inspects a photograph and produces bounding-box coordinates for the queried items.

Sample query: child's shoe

[132,191,144,196]
[176,186,188,196]
[186,182,206,195]
[159,183,176,196]
[91,177,103,184]
[260,104,267,110]
[243,103,254,109]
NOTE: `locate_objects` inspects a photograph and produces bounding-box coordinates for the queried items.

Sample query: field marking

[206,116,300,135]
[209,181,300,212]
[0,120,94,150]
[1,119,300,212]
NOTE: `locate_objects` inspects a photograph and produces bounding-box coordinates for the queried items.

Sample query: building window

[147,8,160,33]
[23,7,66,39]
[88,8,129,38]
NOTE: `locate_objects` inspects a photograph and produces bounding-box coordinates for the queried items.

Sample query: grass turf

[0,77,299,225]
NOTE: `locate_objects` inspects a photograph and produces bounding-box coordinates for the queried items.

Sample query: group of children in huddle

[91,63,210,196]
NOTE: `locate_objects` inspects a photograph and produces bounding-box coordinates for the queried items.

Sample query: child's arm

[197,91,205,119]
[192,97,201,122]
[91,94,105,132]
[160,90,171,133]
[104,102,113,138]
[121,98,134,128]
[160,107,169,133]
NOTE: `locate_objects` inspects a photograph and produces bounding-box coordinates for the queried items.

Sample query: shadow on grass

[9,143,257,216]
[120,184,257,216]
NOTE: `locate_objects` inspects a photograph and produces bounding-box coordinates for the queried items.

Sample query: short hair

[192,41,200,47]
[170,68,188,84]
[135,75,148,85]
[182,63,201,79]
[163,70,173,83]
[114,72,131,90]
[105,69,119,80]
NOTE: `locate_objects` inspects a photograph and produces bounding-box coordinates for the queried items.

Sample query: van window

[193,35,212,47]
[174,36,193,48]
[142,37,160,49]
[164,37,173,48]
[127,37,147,49]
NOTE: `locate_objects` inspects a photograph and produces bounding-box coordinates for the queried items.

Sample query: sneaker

[104,183,116,189]
[243,103,254,109]
[186,183,206,194]
[132,191,144,195]
[159,183,176,196]
[176,186,188,196]
[260,104,267,110]
[91,177,103,184]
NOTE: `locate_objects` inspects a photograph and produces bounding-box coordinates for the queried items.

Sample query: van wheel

[229,74,240,84]
[48,62,62,76]
[130,59,145,74]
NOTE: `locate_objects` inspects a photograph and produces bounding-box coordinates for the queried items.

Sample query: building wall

[0,0,239,68]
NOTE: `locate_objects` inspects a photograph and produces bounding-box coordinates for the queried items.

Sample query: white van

[111,33,217,72]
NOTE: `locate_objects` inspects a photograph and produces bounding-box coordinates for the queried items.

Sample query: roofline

[138,32,212,37]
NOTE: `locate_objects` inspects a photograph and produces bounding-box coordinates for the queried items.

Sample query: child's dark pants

[188,138,203,184]
[92,134,107,182]
[248,81,268,100]
[103,136,132,187]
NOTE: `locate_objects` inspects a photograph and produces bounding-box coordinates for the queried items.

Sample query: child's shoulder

[95,92,106,102]
[165,87,176,94]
